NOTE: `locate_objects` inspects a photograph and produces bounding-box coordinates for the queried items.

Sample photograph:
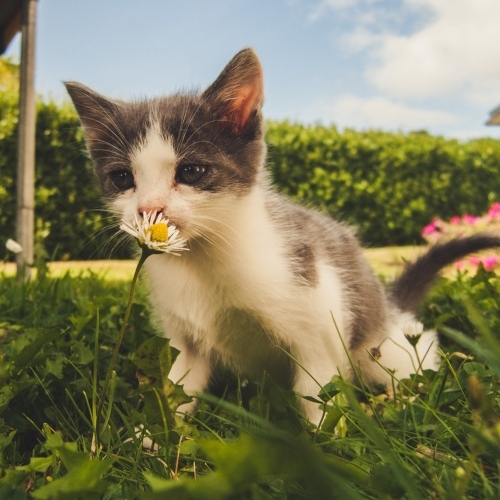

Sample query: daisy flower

[120,211,188,256]
[403,320,424,347]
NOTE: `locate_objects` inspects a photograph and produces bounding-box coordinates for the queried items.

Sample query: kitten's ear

[64,81,120,147]
[202,48,264,133]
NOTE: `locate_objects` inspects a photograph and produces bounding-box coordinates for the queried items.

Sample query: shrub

[267,122,500,246]
[0,83,130,260]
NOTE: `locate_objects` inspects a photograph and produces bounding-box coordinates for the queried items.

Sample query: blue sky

[5,0,500,139]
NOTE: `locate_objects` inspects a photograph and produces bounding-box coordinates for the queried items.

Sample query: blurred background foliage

[2,56,500,260]
[1,58,121,260]
[267,122,500,246]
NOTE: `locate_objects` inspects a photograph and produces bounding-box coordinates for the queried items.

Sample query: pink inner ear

[226,83,263,133]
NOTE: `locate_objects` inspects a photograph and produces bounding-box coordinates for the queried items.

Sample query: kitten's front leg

[293,370,329,427]
[168,345,213,416]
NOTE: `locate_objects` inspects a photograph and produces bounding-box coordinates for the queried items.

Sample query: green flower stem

[96,247,151,435]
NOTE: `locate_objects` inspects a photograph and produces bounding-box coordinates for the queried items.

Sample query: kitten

[65,49,500,425]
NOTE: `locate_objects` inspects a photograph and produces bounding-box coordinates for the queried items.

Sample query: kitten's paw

[175,398,199,418]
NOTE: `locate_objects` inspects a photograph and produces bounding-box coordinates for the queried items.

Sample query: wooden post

[15,0,37,281]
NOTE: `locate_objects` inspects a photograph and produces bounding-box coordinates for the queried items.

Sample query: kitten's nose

[138,206,165,217]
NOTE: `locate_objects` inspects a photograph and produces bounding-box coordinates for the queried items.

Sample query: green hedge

[0,87,127,260]
[2,88,500,260]
[267,121,500,246]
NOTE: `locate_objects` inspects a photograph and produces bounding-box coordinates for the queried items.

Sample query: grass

[1,255,500,498]
[0,259,137,280]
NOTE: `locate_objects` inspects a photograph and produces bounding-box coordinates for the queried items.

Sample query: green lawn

[1,259,137,280]
[1,255,500,498]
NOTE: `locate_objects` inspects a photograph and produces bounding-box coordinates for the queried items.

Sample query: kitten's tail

[390,234,500,314]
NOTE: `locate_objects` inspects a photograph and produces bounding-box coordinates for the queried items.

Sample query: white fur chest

[144,253,224,338]
[143,188,299,359]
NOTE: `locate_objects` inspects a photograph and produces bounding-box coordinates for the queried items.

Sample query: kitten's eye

[176,164,207,185]
[109,170,134,190]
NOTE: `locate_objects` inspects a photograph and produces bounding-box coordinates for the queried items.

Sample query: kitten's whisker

[80,223,122,260]
[189,226,233,257]
[86,136,128,157]
[191,214,240,238]
[106,233,132,259]
[177,119,234,164]
[175,98,208,152]
[74,207,130,260]
[188,220,236,255]
[78,94,130,150]
[81,119,129,154]
[177,138,227,167]
[180,117,231,152]
[95,230,131,260]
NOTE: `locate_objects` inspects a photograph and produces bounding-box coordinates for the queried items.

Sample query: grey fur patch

[265,192,388,349]
[322,230,388,351]
[293,243,318,285]
[265,196,318,286]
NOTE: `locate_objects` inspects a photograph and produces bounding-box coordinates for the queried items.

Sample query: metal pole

[15,0,38,281]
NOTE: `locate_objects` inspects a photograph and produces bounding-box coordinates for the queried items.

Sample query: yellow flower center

[149,222,168,242]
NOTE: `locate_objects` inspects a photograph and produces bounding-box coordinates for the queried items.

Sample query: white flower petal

[119,223,138,238]
[6,238,23,253]
[403,321,424,337]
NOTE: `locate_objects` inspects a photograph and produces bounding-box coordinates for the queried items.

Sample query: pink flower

[462,214,479,225]
[482,256,499,271]
[450,216,461,225]
[421,218,444,236]
[422,223,436,236]
[468,256,481,266]
[455,260,464,270]
[468,255,499,271]
[488,202,500,219]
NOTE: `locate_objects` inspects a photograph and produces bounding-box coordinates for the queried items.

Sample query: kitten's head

[65,48,265,244]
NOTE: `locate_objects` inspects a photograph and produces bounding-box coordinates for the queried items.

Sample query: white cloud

[343,26,382,53]
[314,0,500,106]
[368,0,500,104]
[301,94,456,132]
[322,0,358,7]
